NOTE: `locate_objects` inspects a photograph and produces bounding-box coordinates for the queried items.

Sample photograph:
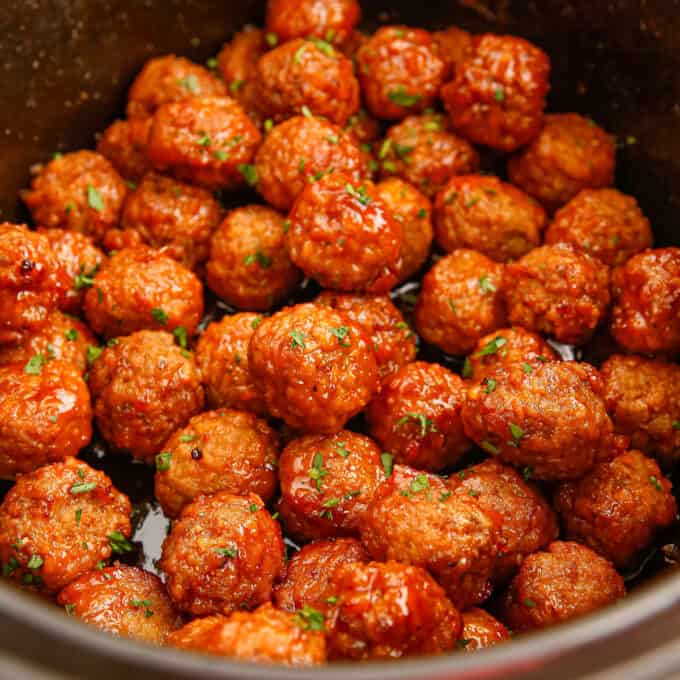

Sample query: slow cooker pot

[1,1,679,678]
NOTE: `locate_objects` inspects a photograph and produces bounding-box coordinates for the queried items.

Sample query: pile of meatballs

[1,0,679,667]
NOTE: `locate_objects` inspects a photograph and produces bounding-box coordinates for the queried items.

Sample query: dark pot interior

[0,1,679,679]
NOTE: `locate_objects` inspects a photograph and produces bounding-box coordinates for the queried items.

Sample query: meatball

[465,326,558,384]
[256,38,359,126]
[452,460,558,583]
[0,223,68,344]
[508,113,615,212]
[274,538,368,612]
[22,151,128,243]
[356,26,446,120]
[458,608,510,652]
[546,189,653,267]
[254,115,367,212]
[432,26,474,77]
[499,541,625,631]
[277,431,386,543]
[83,247,203,339]
[217,28,266,125]
[58,566,181,644]
[287,174,403,293]
[326,560,461,660]
[502,243,611,345]
[344,107,382,146]
[414,249,506,356]
[461,360,624,480]
[0,458,131,594]
[379,113,479,198]
[154,409,279,518]
[126,55,227,119]
[610,247,680,355]
[555,450,676,568]
[315,292,416,383]
[97,117,153,182]
[361,465,500,609]
[368,361,471,472]
[167,603,326,666]
[89,330,204,463]
[195,313,267,415]
[206,205,302,311]
[248,303,379,432]
[0,359,91,478]
[0,311,96,375]
[120,173,221,270]
[600,354,680,466]
[375,178,433,282]
[37,228,105,314]
[265,0,361,47]
[441,34,550,152]
[434,175,546,262]
[160,491,284,616]
[147,96,261,190]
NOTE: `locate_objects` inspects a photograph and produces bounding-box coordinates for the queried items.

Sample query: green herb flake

[109,532,134,555]
[479,273,497,294]
[417,208,428,219]
[179,434,197,443]
[396,412,437,438]
[75,508,82,524]
[310,38,335,57]
[24,354,47,375]
[213,150,230,161]
[301,105,313,118]
[290,330,307,350]
[206,57,218,70]
[173,326,188,349]
[64,328,78,341]
[494,86,505,102]
[483,378,497,394]
[264,118,274,133]
[229,79,245,94]
[150,307,168,325]
[325,595,338,605]
[381,452,394,478]
[466,196,480,208]
[244,250,272,269]
[388,86,422,108]
[345,183,372,206]
[439,491,452,502]
[524,598,536,609]
[87,185,105,212]
[336,441,350,458]
[293,44,307,63]
[462,357,472,379]
[508,422,525,446]
[322,497,340,509]
[251,316,263,330]
[293,605,325,632]
[408,473,430,496]
[378,138,392,160]
[475,336,507,358]
[215,547,237,558]
[330,326,351,347]
[249,503,259,513]
[522,466,534,481]
[237,163,259,186]
[70,482,96,495]
[27,555,43,570]
[480,440,500,455]
[74,264,99,291]
[178,74,200,93]
[155,452,172,472]
[265,32,278,47]
[522,362,533,374]
[309,452,329,491]
[64,603,76,616]
[650,475,663,492]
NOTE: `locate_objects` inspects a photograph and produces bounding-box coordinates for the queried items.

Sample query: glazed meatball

[195,313,267,415]
[217,28,266,125]
[154,409,279,518]
[375,177,433,282]
[277,431,386,543]
[83,247,203,339]
[315,292,417,383]
[206,205,302,311]
[503,243,611,345]
[461,361,623,480]
[254,115,367,212]
[508,114,615,212]
[38,228,105,314]
[248,303,379,432]
[368,361,471,473]
[379,113,479,198]
[326,560,461,660]
[0,359,91,478]
[126,55,227,119]
[415,249,506,356]
[434,175,547,262]
[89,330,204,462]
[0,458,131,593]
[256,38,359,126]
[610,247,680,355]
[0,223,68,344]
[361,465,500,609]
[499,541,625,631]
[441,34,550,152]
[344,107,382,146]
[120,173,221,270]
[58,566,181,644]
[22,151,128,243]
[458,608,510,652]
[160,491,284,616]
[97,117,153,182]
[356,26,446,120]
[274,538,368,611]
[600,354,680,465]
[452,460,559,583]
[287,173,403,293]
[265,0,361,47]
[555,450,676,568]
[432,26,474,77]
[0,311,96,375]
[546,189,653,266]
[147,96,261,190]
[167,603,326,666]
[465,327,558,384]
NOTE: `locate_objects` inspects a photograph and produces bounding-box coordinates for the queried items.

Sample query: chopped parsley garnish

[249,503,259,513]
[301,105,313,118]
[508,422,525,447]
[229,79,245,94]
[462,357,472,379]
[213,150,229,161]
[466,196,480,208]
[151,307,168,325]
[417,208,428,219]
[179,434,197,443]
[293,605,325,632]
[381,452,394,478]
[129,599,154,618]
[345,183,372,205]
[523,466,534,481]
[64,328,78,341]
[87,185,104,212]
[243,250,272,268]
[64,603,76,616]
[396,412,437,437]
[439,491,452,502]
[155,452,172,471]
[86,345,102,366]
[524,598,536,609]
[24,354,47,375]
[282,219,291,233]
[388,86,422,107]
[483,378,497,394]
[178,74,199,92]
[336,441,350,458]
[474,336,507,358]
[265,32,278,47]
[196,134,211,148]
[27,555,43,570]
[479,273,497,293]
[264,118,274,132]
[494,86,506,102]
[522,362,533,374]
[251,316,263,330]
[290,330,307,350]
[322,497,340,509]
[325,595,338,605]
[75,508,82,524]
[109,532,134,555]
[2,558,19,576]
[215,547,237,558]
[401,473,430,498]
[173,326,188,349]
[74,264,99,290]
[310,37,335,57]
[480,440,500,455]
[330,326,351,347]
[206,57,218,70]
[293,44,307,63]
[237,163,259,186]
[378,139,392,159]
[70,482,96,495]
[309,452,328,491]
[650,475,663,492]
[448,298,457,314]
